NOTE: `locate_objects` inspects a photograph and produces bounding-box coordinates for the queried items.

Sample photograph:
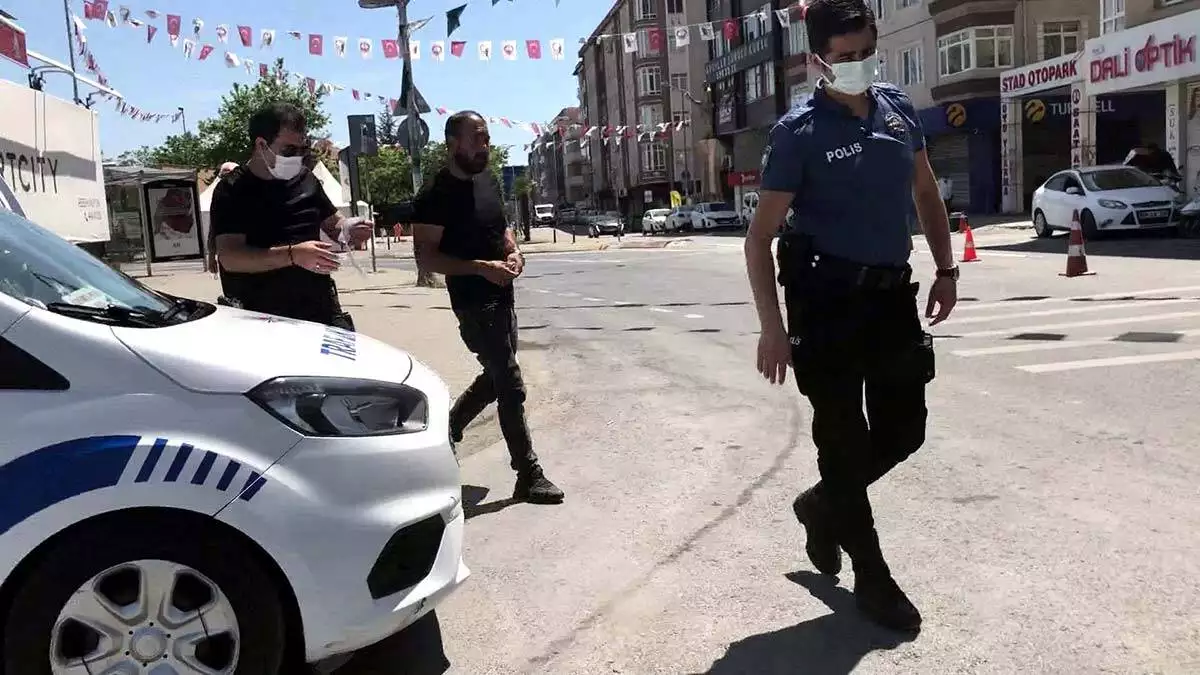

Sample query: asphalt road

[428,228,1200,674]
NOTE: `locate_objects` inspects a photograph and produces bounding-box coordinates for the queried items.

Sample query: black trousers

[785,276,934,575]
[449,302,539,473]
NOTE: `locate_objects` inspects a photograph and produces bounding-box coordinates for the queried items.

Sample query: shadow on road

[979,230,1200,260]
[331,610,451,675]
[695,571,914,675]
[462,484,519,520]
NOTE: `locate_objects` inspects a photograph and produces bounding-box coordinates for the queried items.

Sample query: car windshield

[647,209,670,217]
[535,206,553,215]
[1081,168,1161,191]
[0,210,176,318]
[703,202,734,212]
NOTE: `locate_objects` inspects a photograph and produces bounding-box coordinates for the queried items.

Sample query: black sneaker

[792,487,841,575]
[514,468,564,504]
[854,573,922,632]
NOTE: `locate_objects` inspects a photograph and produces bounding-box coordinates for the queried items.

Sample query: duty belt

[804,252,912,290]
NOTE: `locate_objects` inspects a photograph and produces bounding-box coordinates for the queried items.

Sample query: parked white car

[641,208,674,234]
[1031,165,1185,239]
[690,202,742,230]
[0,207,468,673]
[667,206,695,231]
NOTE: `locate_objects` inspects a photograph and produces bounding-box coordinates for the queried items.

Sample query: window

[937,26,1013,77]
[744,66,763,101]
[761,3,773,34]
[636,0,656,21]
[1101,0,1124,35]
[670,73,688,92]
[637,29,663,56]
[872,0,887,22]
[641,142,667,171]
[878,50,888,81]
[672,110,691,125]
[667,0,684,13]
[786,19,808,56]
[900,44,923,86]
[898,0,919,7]
[763,61,776,97]
[637,65,661,96]
[1041,21,1080,59]
[639,103,664,128]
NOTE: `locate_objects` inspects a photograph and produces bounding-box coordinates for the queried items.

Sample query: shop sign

[1000,101,1010,197]
[705,36,771,83]
[1085,12,1200,96]
[1071,85,1083,168]
[1000,52,1081,99]
[726,170,760,187]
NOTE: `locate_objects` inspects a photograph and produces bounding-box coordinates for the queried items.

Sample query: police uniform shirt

[761,82,926,267]
[209,165,341,321]
[411,168,514,310]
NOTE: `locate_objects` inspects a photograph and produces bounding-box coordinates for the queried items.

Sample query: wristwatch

[935,265,960,281]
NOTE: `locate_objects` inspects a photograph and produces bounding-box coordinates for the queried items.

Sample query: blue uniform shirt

[761,82,926,267]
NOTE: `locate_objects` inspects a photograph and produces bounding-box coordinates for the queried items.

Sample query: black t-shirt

[412,168,513,309]
[209,166,341,322]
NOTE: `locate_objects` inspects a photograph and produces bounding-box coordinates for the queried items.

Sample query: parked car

[0,207,468,673]
[587,212,624,237]
[1031,164,1186,239]
[690,202,742,230]
[667,205,695,231]
[533,203,556,227]
[641,208,674,234]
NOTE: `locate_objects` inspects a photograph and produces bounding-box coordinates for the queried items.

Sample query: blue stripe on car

[135,437,168,483]
[0,435,140,536]
[216,460,241,491]
[192,450,218,485]
[163,443,193,482]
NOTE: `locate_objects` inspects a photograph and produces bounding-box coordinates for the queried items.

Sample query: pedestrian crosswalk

[937,285,1200,373]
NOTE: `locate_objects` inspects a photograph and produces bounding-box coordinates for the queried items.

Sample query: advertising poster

[143,179,202,261]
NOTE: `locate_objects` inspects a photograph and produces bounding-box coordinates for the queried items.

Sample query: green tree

[148,132,208,168]
[196,58,329,170]
[359,146,413,204]
[376,103,401,147]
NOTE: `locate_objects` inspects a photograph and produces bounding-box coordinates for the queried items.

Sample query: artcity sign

[1084,12,1200,96]
[1000,52,1081,99]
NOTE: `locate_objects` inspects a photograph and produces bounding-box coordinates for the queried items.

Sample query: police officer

[744,0,958,632]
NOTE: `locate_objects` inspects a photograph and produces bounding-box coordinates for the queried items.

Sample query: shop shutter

[926,133,971,210]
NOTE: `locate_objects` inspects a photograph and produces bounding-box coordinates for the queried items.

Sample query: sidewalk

[371,226,609,259]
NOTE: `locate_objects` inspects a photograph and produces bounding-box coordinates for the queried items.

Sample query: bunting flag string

[70,13,183,124]
[70,12,691,145]
[81,0,805,64]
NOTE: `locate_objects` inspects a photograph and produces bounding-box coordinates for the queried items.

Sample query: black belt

[804,252,912,290]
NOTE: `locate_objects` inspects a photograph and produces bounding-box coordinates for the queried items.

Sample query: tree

[376,102,401,146]
[106,146,156,166]
[148,132,207,168]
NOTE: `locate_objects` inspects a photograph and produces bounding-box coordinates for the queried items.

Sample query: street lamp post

[178,107,187,134]
[60,0,80,103]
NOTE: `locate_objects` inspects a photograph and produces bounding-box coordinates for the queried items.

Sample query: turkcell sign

[1000,53,1081,98]
[1084,12,1200,96]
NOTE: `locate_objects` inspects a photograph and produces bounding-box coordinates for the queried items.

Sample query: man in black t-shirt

[412,111,564,505]
[211,103,371,328]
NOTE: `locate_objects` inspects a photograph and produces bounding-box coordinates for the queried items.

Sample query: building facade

[526,107,585,206]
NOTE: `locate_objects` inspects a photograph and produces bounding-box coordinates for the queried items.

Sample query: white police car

[0,206,468,673]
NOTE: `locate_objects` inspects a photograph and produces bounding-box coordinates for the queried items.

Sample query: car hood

[112,306,413,394]
[701,210,740,219]
[1096,186,1179,203]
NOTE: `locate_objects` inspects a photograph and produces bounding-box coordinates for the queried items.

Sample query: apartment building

[526,107,586,206]
[877,0,1200,214]
[575,0,717,215]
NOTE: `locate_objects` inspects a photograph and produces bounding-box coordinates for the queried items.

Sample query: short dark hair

[444,110,485,142]
[247,102,307,145]
[804,0,877,58]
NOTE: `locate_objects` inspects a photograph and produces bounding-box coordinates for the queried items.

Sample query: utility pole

[61,0,80,103]
[178,107,187,134]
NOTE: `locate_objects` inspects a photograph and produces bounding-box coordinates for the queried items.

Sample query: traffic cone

[960,219,979,263]
[1061,209,1095,277]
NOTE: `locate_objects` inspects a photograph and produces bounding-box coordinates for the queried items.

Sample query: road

[419,228,1200,674]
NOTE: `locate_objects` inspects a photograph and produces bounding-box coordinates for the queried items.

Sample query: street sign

[338,147,362,217]
[347,114,378,156]
[397,116,430,152]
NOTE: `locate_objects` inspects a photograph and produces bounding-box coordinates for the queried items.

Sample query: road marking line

[1017,349,1200,373]
[584,297,605,302]
[944,298,1197,325]
[559,292,580,297]
[649,307,673,313]
[614,300,635,306]
[953,285,1200,312]
[951,327,1200,357]
[534,289,550,294]
[947,311,1200,339]
[684,313,704,319]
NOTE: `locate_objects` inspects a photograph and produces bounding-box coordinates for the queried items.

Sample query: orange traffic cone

[960,218,979,263]
[1061,209,1095,277]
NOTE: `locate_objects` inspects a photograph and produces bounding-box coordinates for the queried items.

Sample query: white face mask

[263,147,304,181]
[824,54,879,96]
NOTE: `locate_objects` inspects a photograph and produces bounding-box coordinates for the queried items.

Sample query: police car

[0,204,468,672]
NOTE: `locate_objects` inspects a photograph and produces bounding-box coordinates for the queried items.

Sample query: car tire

[1033,210,1052,238]
[1080,209,1100,240]
[4,512,287,675]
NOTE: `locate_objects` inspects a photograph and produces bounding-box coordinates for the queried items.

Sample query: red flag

[91,1,109,20]
[352,89,360,100]
[82,2,97,20]
[259,63,269,78]
[306,77,316,94]
[500,117,513,128]
[435,106,447,114]
[381,39,399,59]
[450,41,466,57]
[649,28,663,51]
[308,34,323,56]
[166,14,181,37]
[388,97,397,110]
[198,44,214,61]
[525,40,541,59]
[146,25,157,44]
[238,25,252,47]
[722,19,738,40]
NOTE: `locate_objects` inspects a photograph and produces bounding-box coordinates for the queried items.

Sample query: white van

[533,203,556,226]
[0,208,467,672]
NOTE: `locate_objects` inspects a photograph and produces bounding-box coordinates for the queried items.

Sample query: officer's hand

[478,260,519,286]
[506,252,525,276]
[757,325,792,385]
[290,241,340,275]
[347,220,375,246]
[925,277,958,325]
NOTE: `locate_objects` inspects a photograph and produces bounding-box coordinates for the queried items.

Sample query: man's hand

[757,324,792,385]
[506,252,525,276]
[478,260,519,286]
[346,220,374,246]
[290,241,340,275]
[925,277,958,325]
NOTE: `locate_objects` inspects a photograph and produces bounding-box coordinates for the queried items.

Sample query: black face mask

[454,149,489,175]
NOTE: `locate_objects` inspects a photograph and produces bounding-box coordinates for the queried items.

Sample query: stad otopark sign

[1000,52,1082,99]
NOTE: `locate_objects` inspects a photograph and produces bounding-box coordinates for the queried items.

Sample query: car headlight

[247,376,429,437]
[1096,199,1127,209]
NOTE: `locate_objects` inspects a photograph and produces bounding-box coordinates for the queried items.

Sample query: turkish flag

[198,44,214,61]
[526,40,541,59]
[308,34,323,56]
[0,19,28,68]
[723,19,738,40]
[306,77,316,94]
[381,39,400,59]
[166,14,181,37]
[238,25,252,47]
[450,41,466,57]
[259,63,269,78]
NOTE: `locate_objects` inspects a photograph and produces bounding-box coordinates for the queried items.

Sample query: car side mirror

[1066,187,1083,196]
